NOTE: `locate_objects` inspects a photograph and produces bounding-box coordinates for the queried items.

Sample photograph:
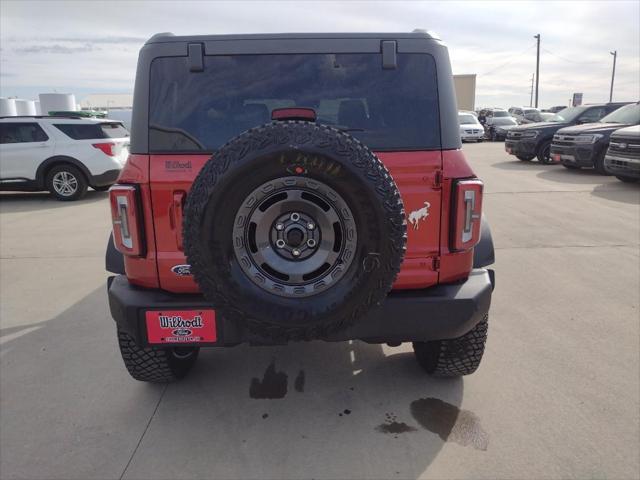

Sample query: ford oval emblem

[171,264,192,276]
[172,328,192,336]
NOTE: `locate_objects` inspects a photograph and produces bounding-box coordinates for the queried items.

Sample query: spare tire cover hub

[232,177,357,298]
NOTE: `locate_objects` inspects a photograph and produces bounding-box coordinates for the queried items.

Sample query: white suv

[0,116,129,200]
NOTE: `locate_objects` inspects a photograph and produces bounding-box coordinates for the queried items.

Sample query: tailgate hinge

[170,191,186,250]
[431,256,441,271]
[433,170,443,188]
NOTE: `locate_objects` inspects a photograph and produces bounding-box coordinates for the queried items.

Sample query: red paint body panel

[119,148,480,293]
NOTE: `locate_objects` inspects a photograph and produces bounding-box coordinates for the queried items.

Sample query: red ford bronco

[106,31,495,382]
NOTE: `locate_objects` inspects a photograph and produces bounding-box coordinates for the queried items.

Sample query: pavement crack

[119,384,168,480]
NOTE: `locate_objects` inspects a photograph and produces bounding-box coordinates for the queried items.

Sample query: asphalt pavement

[1,142,638,480]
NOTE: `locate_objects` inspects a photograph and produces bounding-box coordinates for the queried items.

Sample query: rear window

[148,53,440,152]
[54,122,129,140]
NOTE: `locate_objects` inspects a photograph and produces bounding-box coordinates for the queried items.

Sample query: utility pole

[534,34,540,108]
[529,74,534,107]
[609,50,617,102]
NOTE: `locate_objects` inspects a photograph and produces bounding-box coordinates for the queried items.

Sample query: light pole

[529,74,534,107]
[609,51,617,102]
[534,34,540,108]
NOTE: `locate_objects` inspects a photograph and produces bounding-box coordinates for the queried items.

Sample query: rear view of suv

[106,31,495,383]
[0,116,129,200]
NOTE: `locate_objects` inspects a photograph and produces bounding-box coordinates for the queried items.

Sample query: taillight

[451,179,483,251]
[93,142,116,156]
[109,185,144,256]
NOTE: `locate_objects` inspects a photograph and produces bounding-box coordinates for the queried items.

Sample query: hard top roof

[145,30,440,44]
[0,116,121,123]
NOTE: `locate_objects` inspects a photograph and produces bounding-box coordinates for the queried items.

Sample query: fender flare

[36,156,93,189]
[473,214,495,268]
[105,233,125,274]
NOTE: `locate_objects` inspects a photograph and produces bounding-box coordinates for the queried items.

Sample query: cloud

[0,0,638,107]
[14,44,97,54]
[47,36,146,44]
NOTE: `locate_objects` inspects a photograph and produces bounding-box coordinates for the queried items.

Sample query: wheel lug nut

[307,222,315,230]
[275,239,286,249]
[290,212,300,222]
[275,223,284,231]
[307,239,316,248]
[292,249,301,257]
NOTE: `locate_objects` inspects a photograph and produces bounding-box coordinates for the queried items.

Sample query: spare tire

[183,121,406,341]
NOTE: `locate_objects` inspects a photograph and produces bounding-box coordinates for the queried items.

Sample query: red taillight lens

[451,179,484,251]
[109,185,144,256]
[93,142,116,156]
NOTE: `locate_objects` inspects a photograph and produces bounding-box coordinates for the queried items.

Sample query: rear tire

[516,155,534,161]
[413,317,488,377]
[117,330,199,383]
[46,164,88,201]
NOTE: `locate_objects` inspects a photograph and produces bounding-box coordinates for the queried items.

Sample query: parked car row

[0,115,130,200]
[504,102,639,183]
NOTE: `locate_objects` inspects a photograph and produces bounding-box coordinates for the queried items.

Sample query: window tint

[149,53,440,151]
[0,123,48,144]
[578,107,606,123]
[54,122,128,140]
[600,104,639,124]
[458,114,477,124]
[492,111,510,117]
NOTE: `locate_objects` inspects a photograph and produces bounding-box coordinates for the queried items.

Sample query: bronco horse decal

[408,201,431,230]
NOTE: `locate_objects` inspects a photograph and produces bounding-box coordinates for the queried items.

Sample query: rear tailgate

[149,151,442,293]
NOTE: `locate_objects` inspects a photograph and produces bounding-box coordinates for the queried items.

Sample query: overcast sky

[1,0,638,109]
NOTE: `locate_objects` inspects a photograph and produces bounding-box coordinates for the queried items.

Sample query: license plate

[506,147,512,154]
[145,310,217,344]
[553,154,561,163]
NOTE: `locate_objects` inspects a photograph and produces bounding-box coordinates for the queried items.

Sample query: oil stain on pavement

[375,413,418,436]
[249,361,288,399]
[410,397,489,451]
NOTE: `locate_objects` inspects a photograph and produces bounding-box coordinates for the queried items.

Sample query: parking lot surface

[1,142,639,480]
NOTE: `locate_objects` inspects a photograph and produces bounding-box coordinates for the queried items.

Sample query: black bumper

[91,169,120,187]
[604,153,640,179]
[107,269,494,347]
[505,139,537,156]
[550,144,599,167]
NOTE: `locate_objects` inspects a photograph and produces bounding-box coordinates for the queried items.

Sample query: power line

[478,44,536,76]
[541,47,603,66]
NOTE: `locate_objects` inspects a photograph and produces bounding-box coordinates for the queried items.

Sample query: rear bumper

[108,269,494,347]
[604,153,640,178]
[91,169,121,187]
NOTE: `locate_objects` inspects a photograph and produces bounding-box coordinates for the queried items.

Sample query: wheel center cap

[287,228,304,247]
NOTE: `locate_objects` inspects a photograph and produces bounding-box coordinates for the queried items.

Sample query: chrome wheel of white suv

[46,164,88,201]
[52,171,79,197]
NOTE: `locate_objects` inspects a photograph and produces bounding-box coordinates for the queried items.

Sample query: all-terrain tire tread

[414,316,488,377]
[117,330,197,383]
